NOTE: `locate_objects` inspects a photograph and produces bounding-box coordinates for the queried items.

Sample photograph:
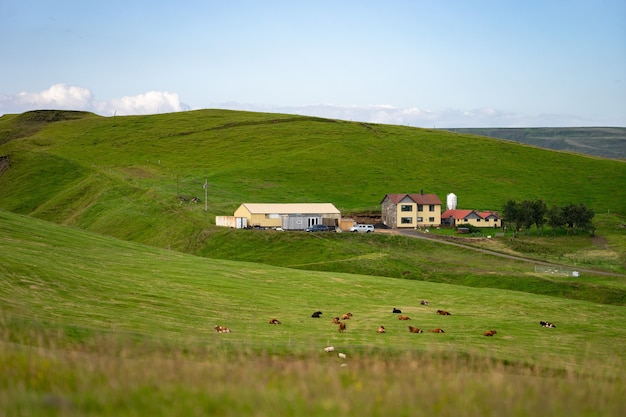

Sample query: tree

[547,204,565,236]
[562,203,595,234]
[502,200,520,236]
[531,199,548,235]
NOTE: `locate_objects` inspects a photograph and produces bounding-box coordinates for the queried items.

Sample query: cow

[392,308,402,313]
[332,317,341,324]
[483,330,497,336]
[341,313,353,320]
[311,311,323,318]
[408,326,423,333]
[339,322,346,332]
[269,319,282,325]
[429,328,445,333]
[214,325,231,333]
[420,300,429,306]
[398,315,411,320]
[540,321,556,328]
[377,325,386,333]
[437,309,451,316]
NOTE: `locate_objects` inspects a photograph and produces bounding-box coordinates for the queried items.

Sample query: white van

[349,224,375,233]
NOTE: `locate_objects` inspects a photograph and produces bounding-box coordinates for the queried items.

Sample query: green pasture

[1,210,625,369]
[1,210,625,416]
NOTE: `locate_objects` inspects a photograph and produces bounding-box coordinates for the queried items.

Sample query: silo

[446,193,457,211]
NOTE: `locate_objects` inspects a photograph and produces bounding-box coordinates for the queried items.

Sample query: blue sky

[1,0,625,127]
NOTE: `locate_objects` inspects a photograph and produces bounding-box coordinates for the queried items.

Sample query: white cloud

[0,84,190,116]
[0,84,616,127]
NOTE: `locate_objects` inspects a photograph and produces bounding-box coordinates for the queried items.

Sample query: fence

[534,265,580,277]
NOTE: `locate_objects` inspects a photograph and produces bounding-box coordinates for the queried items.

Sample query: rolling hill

[0,109,625,283]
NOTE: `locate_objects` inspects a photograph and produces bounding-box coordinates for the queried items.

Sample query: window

[429,205,435,212]
[416,217,423,222]
[401,205,413,212]
[401,217,413,224]
[417,205,424,211]
[429,217,435,223]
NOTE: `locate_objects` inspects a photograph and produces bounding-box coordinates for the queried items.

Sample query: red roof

[382,193,442,205]
[442,209,500,220]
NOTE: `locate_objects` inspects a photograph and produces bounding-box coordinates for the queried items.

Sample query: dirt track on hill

[391,229,626,278]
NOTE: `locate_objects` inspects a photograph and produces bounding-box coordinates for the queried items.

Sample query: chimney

[420,189,423,195]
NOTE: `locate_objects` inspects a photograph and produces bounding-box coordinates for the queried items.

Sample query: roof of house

[238,203,340,215]
[382,193,442,205]
[442,209,500,220]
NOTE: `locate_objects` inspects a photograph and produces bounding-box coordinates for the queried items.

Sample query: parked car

[349,224,375,233]
[305,224,330,232]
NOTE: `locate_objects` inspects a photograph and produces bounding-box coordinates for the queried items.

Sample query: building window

[416,217,423,222]
[429,217,435,223]
[429,205,435,212]
[401,205,413,212]
[417,205,424,211]
[401,217,413,224]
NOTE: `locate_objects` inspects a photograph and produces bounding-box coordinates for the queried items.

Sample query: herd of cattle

[214,305,556,336]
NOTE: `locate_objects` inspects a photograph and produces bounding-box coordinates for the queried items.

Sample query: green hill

[0,109,625,283]
[1,209,625,416]
[1,110,626,416]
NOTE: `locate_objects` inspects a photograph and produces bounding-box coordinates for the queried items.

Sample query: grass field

[1,109,625,415]
[1,210,625,416]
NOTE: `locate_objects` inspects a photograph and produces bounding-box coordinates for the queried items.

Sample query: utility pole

[203,178,208,212]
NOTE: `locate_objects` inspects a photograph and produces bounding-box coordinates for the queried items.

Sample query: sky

[1,0,625,127]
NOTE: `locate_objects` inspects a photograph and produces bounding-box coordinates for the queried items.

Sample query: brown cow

[408,326,423,333]
[437,309,451,316]
[377,325,386,333]
[332,317,341,324]
[483,330,497,336]
[214,325,231,333]
[398,315,411,320]
[341,313,353,320]
[269,319,282,325]
[339,322,346,332]
[429,328,445,333]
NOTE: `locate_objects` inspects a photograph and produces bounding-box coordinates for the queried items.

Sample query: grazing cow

[408,326,423,333]
[311,311,323,318]
[483,330,497,336]
[392,308,402,313]
[398,315,411,320]
[341,313,353,320]
[540,321,556,328]
[437,309,451,316]
[429,328,445,333]
[324,346,335,352]
[214,325,231,333]
[332,317,341,324]
[339,322,346,332]
[420,300,429,306]
[377,325,386,333]
[269,319,282,325]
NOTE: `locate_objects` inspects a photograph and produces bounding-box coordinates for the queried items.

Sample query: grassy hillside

[444,127,626,160]
[0,109,625,282]
[1,209,625,416]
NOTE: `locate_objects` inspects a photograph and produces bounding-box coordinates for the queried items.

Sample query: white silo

[446,193,457,211]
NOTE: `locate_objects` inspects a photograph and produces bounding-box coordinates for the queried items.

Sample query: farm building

[441,209,502,228]
[218,203,341,230]
[380,193,442,229]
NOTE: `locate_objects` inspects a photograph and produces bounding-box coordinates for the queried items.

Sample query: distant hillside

[442,127,626,160]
